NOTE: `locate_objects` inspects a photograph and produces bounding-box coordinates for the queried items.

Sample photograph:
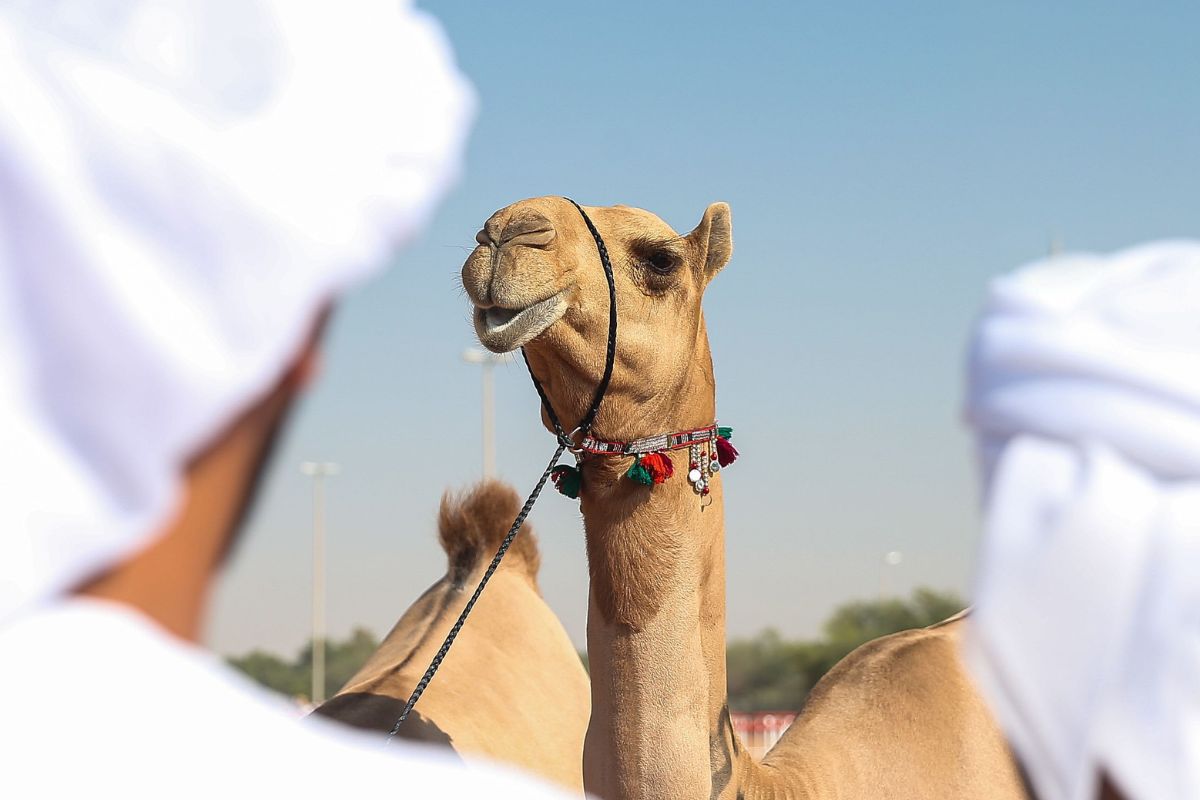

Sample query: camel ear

[687,202,733,281]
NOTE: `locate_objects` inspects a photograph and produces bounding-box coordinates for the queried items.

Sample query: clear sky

[208,1,1199,657]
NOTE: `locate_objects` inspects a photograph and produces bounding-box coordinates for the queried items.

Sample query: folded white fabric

[0,1,474,624]
[963,241,1200,800]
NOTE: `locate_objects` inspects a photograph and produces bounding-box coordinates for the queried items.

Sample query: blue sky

[208,1,1199,655]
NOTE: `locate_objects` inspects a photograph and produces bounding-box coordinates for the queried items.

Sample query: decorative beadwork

[553,423,737,497]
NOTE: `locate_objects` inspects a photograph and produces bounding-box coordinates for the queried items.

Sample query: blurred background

[209,1,1199,704]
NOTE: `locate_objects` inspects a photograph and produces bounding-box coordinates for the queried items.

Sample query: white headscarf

[963,241,1200,800]
[0,1,474,624]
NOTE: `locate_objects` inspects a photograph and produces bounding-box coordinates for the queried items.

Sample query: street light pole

[481,357,495,478]
[462,348,503,478]
[880,550,903,599]
[301,460,339,705]
[1049,233,1064,256]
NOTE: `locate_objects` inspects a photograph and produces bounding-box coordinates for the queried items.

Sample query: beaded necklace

[549,423,738,501]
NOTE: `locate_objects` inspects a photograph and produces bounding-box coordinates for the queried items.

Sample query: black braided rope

[521,198,619,447]
[521,346,569,444]
[384,198,618,739]
[563,198,619,437]
[386,442,567,740]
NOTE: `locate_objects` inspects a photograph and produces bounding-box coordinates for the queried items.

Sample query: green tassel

[626,456,654,486]
[551,464,582,499]
[717,426,733,440]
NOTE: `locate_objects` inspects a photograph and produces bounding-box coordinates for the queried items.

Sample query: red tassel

[551,464,582,499]
[638,452,674,484]
[715,436,738,467]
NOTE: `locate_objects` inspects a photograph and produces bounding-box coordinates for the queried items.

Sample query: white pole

[463,348,502,478]
[312,471,325,705]
[301,461,339,705]
[482,358,496,478]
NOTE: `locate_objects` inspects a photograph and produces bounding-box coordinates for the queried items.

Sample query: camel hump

[437,479,541,586]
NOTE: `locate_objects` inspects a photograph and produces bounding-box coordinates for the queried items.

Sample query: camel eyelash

[631,239,683,277]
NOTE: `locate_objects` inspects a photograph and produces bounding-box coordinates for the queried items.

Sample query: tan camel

[313,480,590,793]
[461,197,1026,799]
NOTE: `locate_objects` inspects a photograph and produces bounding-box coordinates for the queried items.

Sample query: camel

[313,480,590,793]
[461,197,1026,799]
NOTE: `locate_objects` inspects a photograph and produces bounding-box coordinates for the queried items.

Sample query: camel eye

[645,250,679,275]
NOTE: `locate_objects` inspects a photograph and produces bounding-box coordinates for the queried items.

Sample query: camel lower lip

[474,289,570,353]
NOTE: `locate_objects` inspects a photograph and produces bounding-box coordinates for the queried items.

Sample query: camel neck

[580,458,735,800]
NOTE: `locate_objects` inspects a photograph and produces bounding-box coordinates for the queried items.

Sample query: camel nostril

[498,214,557,248]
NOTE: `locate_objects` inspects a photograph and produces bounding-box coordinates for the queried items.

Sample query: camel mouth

[473,288,571,353]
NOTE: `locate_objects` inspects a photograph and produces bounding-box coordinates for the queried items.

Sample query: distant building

[730,712,798,760]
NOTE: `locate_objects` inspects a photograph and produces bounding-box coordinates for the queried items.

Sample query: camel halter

[385,198,739,738]
[385,198,617,739]
[550,423,737,500]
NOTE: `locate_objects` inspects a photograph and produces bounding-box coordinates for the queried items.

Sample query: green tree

[726,628,822,712]
[726,587,964,712]
[228,650,307,698]
[822,587,963,654]
[228,627,380,703]
[322,627,380,698]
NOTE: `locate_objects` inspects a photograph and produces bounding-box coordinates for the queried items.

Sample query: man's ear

[685,202,733,282]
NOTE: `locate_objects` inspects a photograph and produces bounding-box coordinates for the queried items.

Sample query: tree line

[228,587,964,712]
[726,587,963,711]
[229,626,379,703]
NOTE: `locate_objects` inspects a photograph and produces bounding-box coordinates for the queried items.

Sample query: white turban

[0,1,474,624]
[963,241,1200,800]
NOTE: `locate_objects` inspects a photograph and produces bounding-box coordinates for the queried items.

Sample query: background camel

[313,480,590,793]
[462,197,1025,799]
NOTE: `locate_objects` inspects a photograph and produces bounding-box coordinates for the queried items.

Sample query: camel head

[461,197,733,439]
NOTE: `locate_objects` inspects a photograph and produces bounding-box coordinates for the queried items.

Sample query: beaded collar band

[549,423,738,500]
